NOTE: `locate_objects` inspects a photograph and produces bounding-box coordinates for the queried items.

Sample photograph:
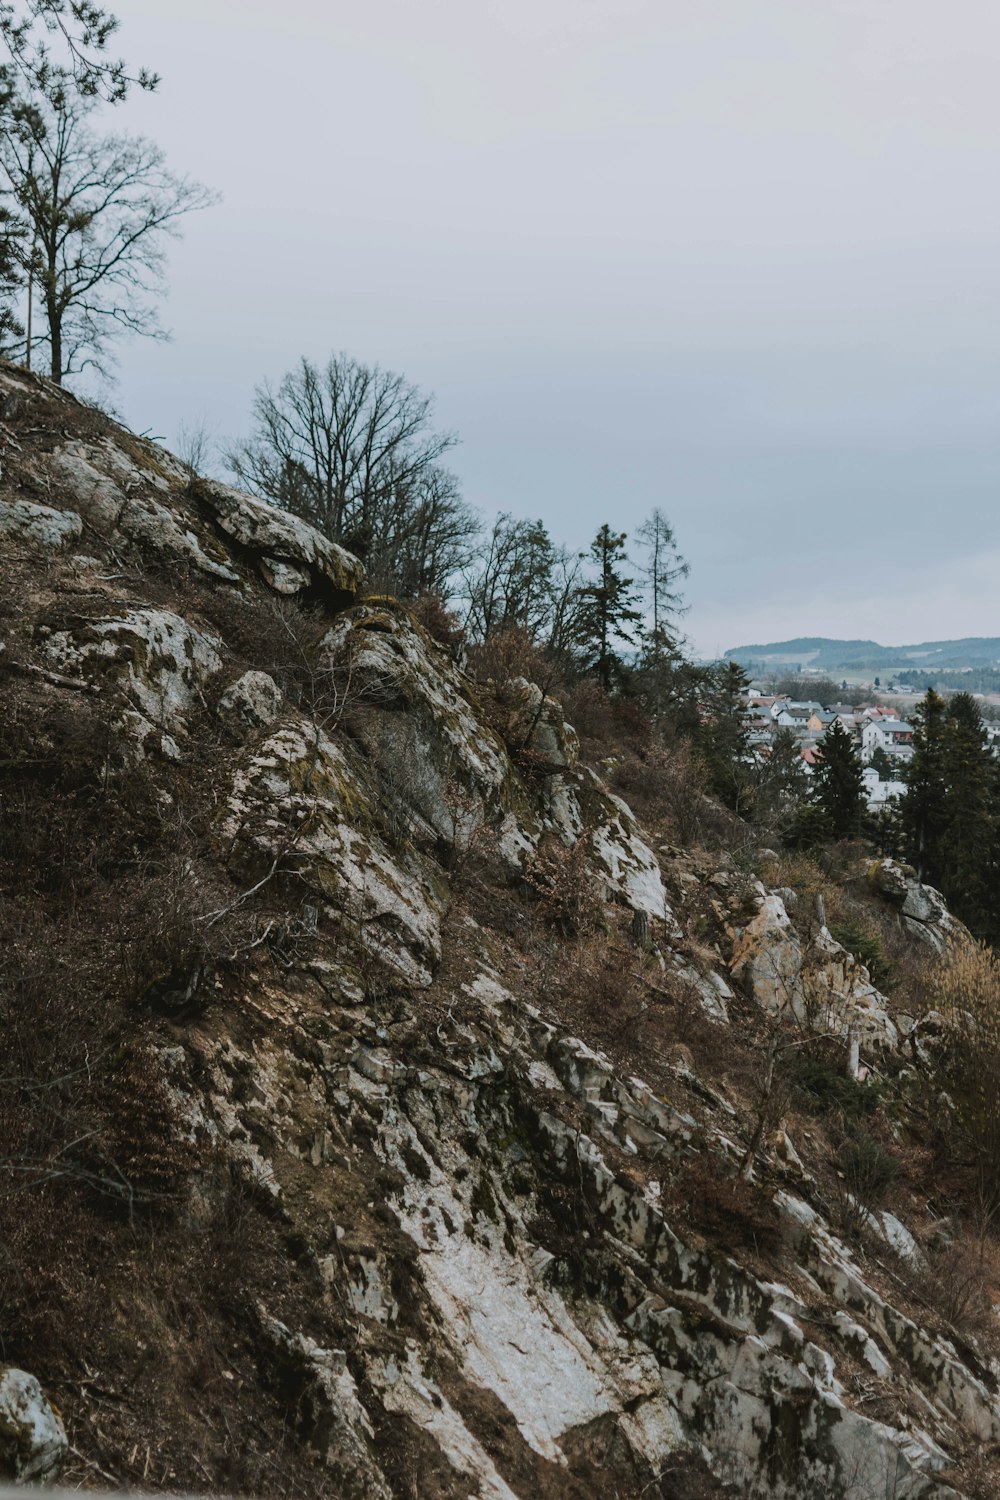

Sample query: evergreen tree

[812,720,865,839]
[754,727,809,825]
[899,690,949,884]
[693,661,753,813]
[938,694,999,940]
[571,525,643,690]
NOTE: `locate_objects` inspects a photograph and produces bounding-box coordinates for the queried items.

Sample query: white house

[861,719,914,764]
[863,766,905,808]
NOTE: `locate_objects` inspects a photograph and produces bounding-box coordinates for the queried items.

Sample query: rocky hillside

[1,364,999,1498]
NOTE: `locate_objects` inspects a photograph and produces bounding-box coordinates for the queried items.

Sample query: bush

[841,1129,898,1207]
[786,1051,879,1119]
[919,1237,994,1337]
[670,1153,782,1255]
[931,942,1000,1218]
[828,916,896,993]
[407,592,465,648]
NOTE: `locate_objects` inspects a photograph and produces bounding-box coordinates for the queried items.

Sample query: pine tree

[813,720,865,839]
[694,661,753,813]
[899,690,949,884]
[938,694,999,940]
[571,525,643,691]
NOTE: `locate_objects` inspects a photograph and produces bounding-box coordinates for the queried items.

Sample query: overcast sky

[99,0,1000,656]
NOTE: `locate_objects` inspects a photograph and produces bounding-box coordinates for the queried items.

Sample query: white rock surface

[0,1367,68,1484]
[217,669,285,730]
[193,478,365,596]
[0,497,82,549]
[45,607,222,742]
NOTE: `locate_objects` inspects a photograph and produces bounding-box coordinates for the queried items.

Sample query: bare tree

[463,513,581,652]
[363,462,479,600]
[175,417,217,478]
[227,351,476,597]
[0,90,217,381]
[637,506,688,652]
[228,352,457,540]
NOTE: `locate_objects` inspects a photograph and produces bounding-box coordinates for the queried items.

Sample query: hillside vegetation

[2,366,1000,1498]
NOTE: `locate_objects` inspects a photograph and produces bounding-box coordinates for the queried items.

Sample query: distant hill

[725,636,1000,673]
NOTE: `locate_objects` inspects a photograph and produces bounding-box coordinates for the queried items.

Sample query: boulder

[731,890,897,1048]
[45,607,222,747]
[0,1367,67,1484]
[191,478,364,600]
[217,669,285,731]
[730,890,803,1018]
[46,446,125,534]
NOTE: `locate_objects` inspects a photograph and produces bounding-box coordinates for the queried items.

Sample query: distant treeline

[895,667,1000,696]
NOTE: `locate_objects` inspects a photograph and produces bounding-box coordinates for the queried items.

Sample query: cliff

[0,365,997,1498]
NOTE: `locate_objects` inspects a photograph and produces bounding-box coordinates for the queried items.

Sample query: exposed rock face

[868,859,968,952]
[0,496,82,550]
[216,668,285,731]
[501,676,580,770]
[731,887,898,1049]
[0,1367,67,1484]
[220,717,446,987]
[44,606,222,757]
[0,369,995,1499]
[191,477,365,601]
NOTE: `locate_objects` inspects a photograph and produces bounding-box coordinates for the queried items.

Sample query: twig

[4,658,97,693]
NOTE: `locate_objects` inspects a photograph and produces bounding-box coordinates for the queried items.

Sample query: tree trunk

[47,294,61,384]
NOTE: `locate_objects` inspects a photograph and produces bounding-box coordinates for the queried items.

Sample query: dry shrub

[558,680,651,753]
[406,592,465,648]
[611,740,728,847]
[466,625,557,694]
[931,942,1000,1219]
[919,1237,994,1337]
[523,834,603,937]
[668,1152,782,1255]
[193,587,329,705]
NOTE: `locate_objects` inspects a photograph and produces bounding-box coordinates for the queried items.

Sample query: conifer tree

[813,720,865,839]
[899,690,949,884]
[693,661,753,813]
[939,694,999,940]
[636,507,688,657]
[571,525,643,690]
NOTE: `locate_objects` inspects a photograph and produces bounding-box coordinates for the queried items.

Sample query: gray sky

[101,0,1000,656]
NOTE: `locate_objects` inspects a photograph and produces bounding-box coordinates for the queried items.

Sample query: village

[741,684,1000,807]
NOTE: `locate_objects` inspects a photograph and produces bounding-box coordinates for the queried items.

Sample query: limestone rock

[46,446,125,534]
[257,1311,392,1499]
[191,477,365,599]
[868,858,968,952]
[217,669,285,731]
[0,497,82,550]
[115,489,240,581]
[220,717,444,985]
[731,890,897,1049]
[0,1367,67,1484]
[802,925,899,1050]
[730,890,802,1017]
[45,607,222,744]
[501,676,579,769]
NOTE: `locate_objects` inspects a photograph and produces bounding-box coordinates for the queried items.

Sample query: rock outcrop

[868,859,968,952]
[0,365,995,1499]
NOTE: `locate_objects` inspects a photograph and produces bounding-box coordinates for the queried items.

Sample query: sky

[89,0,1000,656]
